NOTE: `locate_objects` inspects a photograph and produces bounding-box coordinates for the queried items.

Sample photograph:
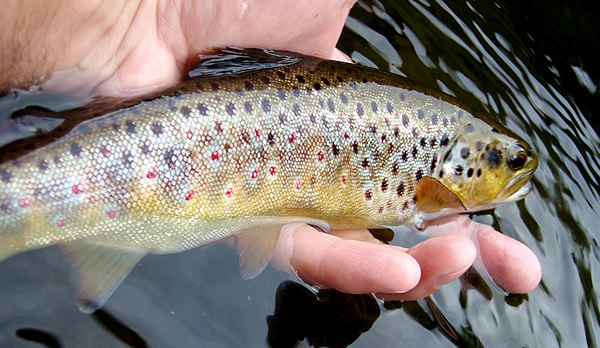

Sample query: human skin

[0,0,541,300]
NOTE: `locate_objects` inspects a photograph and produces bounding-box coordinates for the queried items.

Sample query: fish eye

[508,144,528,170]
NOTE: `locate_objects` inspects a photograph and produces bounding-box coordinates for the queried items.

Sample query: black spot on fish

[340,93,348,104]
[37,159,49,172]
[321,77,330,86]
[370,125,378,134]
[371,101,378,113]
[465,124,475,133]
[386,102,393,113]
[487,148,503,166]
[313,83,321,90]
[402,114,409,127]
[151,122,163,136]
[328,99,335,113]
[279,113,287,125]
[332,143,340,157]
[140,143,150,155]
[226,102,236,116]
[214,121,223,134]
[417,109,425,120]
[378,206,384,214]
[430,137,437,148]
[165,149,178,169]
[467,168,474,177]
[198,103,208,116]
[262,99,271,113]
[397,182,405,196]
[450,116,456,124]
[277,89,287,101]
[477,168,482,177]
[235,89,244,96]
[53,155,62,164]
[244,81,254,91]
[309,114,316,124]
[168,99,177,111]
[492,128,499,133]
[439,169,444,178]
[381,134,387,143]
[460,147,470,159]
[277,71,286,80]
[322,116,329,129]
[440,135,450,147]
[356,103,364,117]
[180,106,192,118]
[112,123,120,131]
[420,138,427,148]
[412,145,418,158]
[70,143,83,157]
[292,104,301,116]
[352,142,359,154]
[400,93,406,101]
[78,123,92,134]
[443,118,448,127]
[381,179,388,192]
[401,150,408,162]
[336,76,344,83]
[475,141,483,151]
[362,158,369,168]
[443,151,452,163]
[349,81,358,90]
[412,128,418,138]
[268,132,275,145]
[292,87,301,97]
[296,75,305,83]
[122,150,133,167]
[126,121,136,134]
[365,190,372,200]
[245,102,253,114]
[416,169,423,182]
[394,127,400,137]
[0,169,12,182]
[261,76,271,85]
[431,154,438,171]
[455,165,463,176]
[432,114,438,125]
[210,82,220,91]
[392,162,399,175]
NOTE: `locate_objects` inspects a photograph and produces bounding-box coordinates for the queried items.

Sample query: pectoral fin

[60,242,147,313]
[236,224,283,280]
[415,177,466,214]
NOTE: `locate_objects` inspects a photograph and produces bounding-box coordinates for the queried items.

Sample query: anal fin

[60,242,147,313]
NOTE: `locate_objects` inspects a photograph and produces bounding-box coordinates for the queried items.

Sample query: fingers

[380,235,476,301]
[272,224,421,294]
[477,226,542,294]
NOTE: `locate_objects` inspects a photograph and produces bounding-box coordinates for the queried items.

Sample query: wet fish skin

[0,48,537,311]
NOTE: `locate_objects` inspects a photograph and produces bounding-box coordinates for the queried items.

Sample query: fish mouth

[498,170,535,203]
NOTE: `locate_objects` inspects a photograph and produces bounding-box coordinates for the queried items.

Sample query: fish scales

[0,59,461,255]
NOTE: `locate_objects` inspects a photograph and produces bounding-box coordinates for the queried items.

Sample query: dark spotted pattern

[397,183,405,196]
[392,163,399,175]
[296,75,305,83]
[371,101,378,113]
[460,147,470,159]
[402,114,409,127]
[279,113,287,125]
[356,103,364,117]
[244,81,254,91]
[332,143,340,157]
[122,151,133,167]
[381,179,388,192]
[262,99,271,113]
[38,160,49,172]
[327,99,335,113]
[197,103,208,116]
[432,114,438,125]
[362,158,369,168]
[210,82,220,91]
[152,122,163,136]
[70,143,83,157]
[365,190,372,200]
[340,93,348,104]
[0,169,12,182]
[455,165,463,176]
[440,135,450,147]
[226,102,236,116]
[277,89,287,101]
[417,109,425,120]
[245,102,253,113]
[126,121,137,134]
[386,102,393,113]
[416,169,423,182]
[467,168,474,177]
[488,148,502,166]
[401,150,408,162]
[268,132,275,145]
[313,83,321,91]
[181,106,192,118]
[352,142,359,154]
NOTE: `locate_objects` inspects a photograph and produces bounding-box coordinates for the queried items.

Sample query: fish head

[434,118,538,212]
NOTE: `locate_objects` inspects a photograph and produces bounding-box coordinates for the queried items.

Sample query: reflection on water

[1,0,599,347]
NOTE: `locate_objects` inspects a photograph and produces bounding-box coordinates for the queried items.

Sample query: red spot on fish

[185,190,194,201]
[251,169,259,179]
[255,129,262,138]
[317,152,324,161]
[101,145,112,157]
[289,134,297,143]
[342,175,347,185]
[72,183,85,194]
[344,132,350,140]
[226,187,234,197]
[18,198,31,208]
[147,167,158,179]
[211,150,221,161]
[56,219,65,227]
[107,210,117,219]
[186,130,194,140]
[296,180,304,190]
[269,166,278,175]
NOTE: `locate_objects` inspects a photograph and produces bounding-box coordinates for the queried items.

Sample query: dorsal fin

[188,47,306,79]
[414,177,466,214]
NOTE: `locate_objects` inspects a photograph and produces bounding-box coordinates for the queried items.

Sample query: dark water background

[1,0,599,347]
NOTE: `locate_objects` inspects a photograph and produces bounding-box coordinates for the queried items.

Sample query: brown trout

[0,48,537,312]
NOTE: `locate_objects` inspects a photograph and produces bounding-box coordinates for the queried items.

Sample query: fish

[0,48,537,312]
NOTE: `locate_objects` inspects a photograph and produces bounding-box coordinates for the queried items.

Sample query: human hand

[1,0,541,300]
